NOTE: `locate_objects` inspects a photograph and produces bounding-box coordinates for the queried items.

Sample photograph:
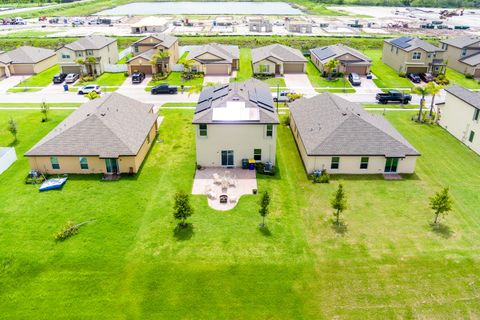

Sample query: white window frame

[79,157,89,170]
[265,124,273,138]
[412,52,422,60]
[199,124,208,137]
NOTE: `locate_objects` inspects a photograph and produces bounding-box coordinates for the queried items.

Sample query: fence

[104,64,128,73]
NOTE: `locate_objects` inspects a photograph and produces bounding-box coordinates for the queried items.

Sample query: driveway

[0,76,27,93]
[283,73,316,96]
[353,76,381,94]
[203,75,230,85]
[117,75,152,95]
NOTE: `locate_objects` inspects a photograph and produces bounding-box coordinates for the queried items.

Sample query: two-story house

[440,36,480,78]
[382,36,445,75]
[193,79,279,167]
[127,33,179,75]
[437,85,480,155]
[57,36,119,76]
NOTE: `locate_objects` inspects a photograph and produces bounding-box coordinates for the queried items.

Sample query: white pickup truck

[272,90,293,103]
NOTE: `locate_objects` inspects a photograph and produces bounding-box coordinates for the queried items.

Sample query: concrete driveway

[353,76,381,94]
[117,75,152,95]
[283,73,316,96]
[0,76,27,93]
[204,75,230,85]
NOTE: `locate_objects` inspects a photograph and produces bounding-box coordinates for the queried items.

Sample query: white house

[193,79,279,167]
[438,85,480,155]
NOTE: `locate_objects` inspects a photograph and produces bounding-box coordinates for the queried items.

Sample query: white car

[78,85,101,95]
[65,73,79,84]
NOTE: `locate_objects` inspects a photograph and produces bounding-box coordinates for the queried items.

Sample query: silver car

[78,85,101,95]
[65,73,79,84]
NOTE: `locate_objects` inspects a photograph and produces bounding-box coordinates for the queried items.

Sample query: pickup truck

[272,90,292,103]
[151,84,178,95]
[376,91,412,104]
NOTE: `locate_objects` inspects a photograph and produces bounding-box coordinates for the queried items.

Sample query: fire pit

[219,194,228,204]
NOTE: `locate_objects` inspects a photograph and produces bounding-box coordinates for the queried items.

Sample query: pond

[95,1,304,15]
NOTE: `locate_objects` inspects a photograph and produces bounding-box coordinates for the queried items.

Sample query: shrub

[398,72,407,78]
[54,221,79,241]
[283,115,290,126]
[465,73,474,79]
[312,169,330,184]
[434,74,450,85]
[152,72,169,81]
[81,75,95,82]
[287,93,304,101]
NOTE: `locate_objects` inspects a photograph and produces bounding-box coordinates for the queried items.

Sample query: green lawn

[4,30,57,38]
[178,51,189,64]
[364,49,414,89]
[75,72,127,91]
[445,68,480,89]
[230,48,253,83]
[363,103,420,109]
[161,102,196,108]
[116,53,133,64]
[14,65,60,88]
[262,77,287,90]
[146,72,204,91]
[306,59,355,93]
[0,102,81,108]
[1,108,480,318]
[6,87,42,93]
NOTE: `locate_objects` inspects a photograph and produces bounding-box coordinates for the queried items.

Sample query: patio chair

[213,173,222,184]
[207,190,218,200]
[221,179,229,191]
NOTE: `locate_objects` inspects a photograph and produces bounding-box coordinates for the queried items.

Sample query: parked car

[65,73,79,84]
[151,84,178,94]
[52,73,67,84]
[376,91,412,104]
[407,73,421,83]
[272,90,293,103]
[420,73,435,82]
[78,85,101,95]
[132,72,145,84]
[348,73,361,86]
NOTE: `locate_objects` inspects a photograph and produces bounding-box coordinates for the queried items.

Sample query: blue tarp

[39,177,67,192]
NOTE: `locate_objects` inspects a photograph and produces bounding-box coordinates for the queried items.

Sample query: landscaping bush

[152,72,170,81]
[254,74,276,80]
[398,72,407,78]
[465,73,474,79]
[434,74,450,85]
[54,221,79,241]
[80,75,95,82]
[283,115,290,126]
[255,162,275,176]
[312,169,330,184]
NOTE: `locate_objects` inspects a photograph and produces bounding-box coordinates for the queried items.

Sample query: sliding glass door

[105,158,119,173]
[221,150,234,167]
[384,157,399,173]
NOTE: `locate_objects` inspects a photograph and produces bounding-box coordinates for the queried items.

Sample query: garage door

[474,69,480,78]
[12,64,34,75]
[205,64,229,75]
[345,65,368,75]
[406,67,428,74]
[284,63,304,74]
[130,65,153,74]
[61,65,82,74]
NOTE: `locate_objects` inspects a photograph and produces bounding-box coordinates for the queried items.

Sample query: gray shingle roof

[459,52,480,66]
[64,36,116,51]
[445,85,480,110]
[192,79,279,124]
[289,93,419,157]
[0,46,55,64]
[441,36,480,48]
[25,93,157,158]
[187,43,239,64]
[128,48,155,63]
[251,44,306,64]
[387,36,442,53]
[132,33,178,49]
[310,44,371,64]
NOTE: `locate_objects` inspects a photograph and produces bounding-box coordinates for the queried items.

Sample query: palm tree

[150,50,170,74]
[324,59,339,80]
[85,57,97,75]
[426,81,443,118]
[182,59,196,78]
[412,85,432,122]
[75,58,85,74]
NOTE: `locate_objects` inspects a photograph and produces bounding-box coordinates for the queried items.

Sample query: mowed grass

[364,49,414,89]
[230,48,253,83]
[0,109,480,318]
[445,68,480,89]
[75,72,127,91]
[146,72,204,91]
[306,58,355,93]
[14,65,60,87]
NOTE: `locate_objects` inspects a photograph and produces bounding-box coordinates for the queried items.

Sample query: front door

[105,158,119,174]
[221,150,234,167]
[384,157,399,173]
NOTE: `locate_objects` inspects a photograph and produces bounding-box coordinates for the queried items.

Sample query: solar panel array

[390,36,413,49]
[310,47,336,61]
[194,84,229,114]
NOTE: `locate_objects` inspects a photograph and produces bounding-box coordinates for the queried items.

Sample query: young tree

[259,191,271,228]
[426,81,443,118]
[430,187,453,225]
[40,101,50,121]
[330,184,347,225]
[324,59,339,81]
[7,118,17,143]
[182,59,195,77]
[85,91,100,100]
[173,191,194,227]
[412,85,431,122]
[150,51,170,74]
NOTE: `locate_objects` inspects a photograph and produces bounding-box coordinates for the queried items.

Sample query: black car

[52,73,67,84]
[407,73,421,83]
[151,84,178,95]
[419,73,435,82]
[132,72,145,84]
[348,73,361,86]
[376,91,412,104]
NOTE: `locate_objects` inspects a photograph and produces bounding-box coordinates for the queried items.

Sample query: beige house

[252,44,307,75]
[382,36,445,74]
[289,93,419,174]
[193,79,279,167]
[25,93,158,175]
[131,16,171,34]
[440,36,480,78]
[310,44,372,75]
[248,18,272,32]
[127,34,179,75]
[186,43,239,75]
[57,36,119,75]
[437,85,480,155]
[0,46,57,78]
[285,19,312,33]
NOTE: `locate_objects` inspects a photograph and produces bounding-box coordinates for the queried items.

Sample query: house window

[79,157,88,170]
[396,48,399,54]
[469,130,475,142]
[442,43,448,50]
[87,50,94,56]
[474,109,480,121]
[461,49,467,57]
[61,53,70,59]
[390,45,394,52]
[147,133,151,144]
[76,51,82,57]
[134,46,139,53]
[266,124,273,137]
[360,157,369,169]
[331,157,340,169]
[254,149,262,161]
[259,64,270,73]
[199,124,207,136]
[412,52,422,60]
[427,53,432,58]
[51,157,60,170]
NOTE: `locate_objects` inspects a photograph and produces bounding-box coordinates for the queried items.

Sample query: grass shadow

[331,220,348,236]
[430,222,452,239]
[173,223,194,241]
[258,225,272,237]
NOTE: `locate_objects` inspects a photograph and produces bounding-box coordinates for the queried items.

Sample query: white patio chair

[213,173,222,184]
[207,190,217,200]
[221,179,229,191]
[228,177,236,187]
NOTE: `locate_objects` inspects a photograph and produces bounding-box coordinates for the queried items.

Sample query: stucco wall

[57,41,118,75]
[195,123,277,167]
[443,45,477,75]
[253,59,278,74]
[382,42,435,73]
[33,55,57,74]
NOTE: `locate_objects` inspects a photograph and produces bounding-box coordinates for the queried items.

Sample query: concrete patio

[192,167,257,211]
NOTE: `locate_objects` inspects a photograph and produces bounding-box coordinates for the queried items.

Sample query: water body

[96,2,304,15]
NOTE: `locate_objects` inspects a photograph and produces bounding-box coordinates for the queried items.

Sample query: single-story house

[437,85,480,155]
[186,43,239,75]
[25,93,158,175]
[252,44,307,75]
[289,93,420,174]
[310,44,372,75]
[0,46,57,78]
[193,79,279,167]
[131,16,171,34]
[440,36,480,78]
[127,33,179,75]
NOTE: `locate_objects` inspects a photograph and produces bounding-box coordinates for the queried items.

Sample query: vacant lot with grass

[364,49,414,89]
[0,108,479,318]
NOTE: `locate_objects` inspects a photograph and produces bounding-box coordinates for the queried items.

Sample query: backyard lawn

[116,53,133,64]
[75,72,127,92]
[13,65,60,88]
[445,68,480,89]
[364,49,414,89]
[230,48,253,83]
[0,108,479,318]
[306,59,355,93]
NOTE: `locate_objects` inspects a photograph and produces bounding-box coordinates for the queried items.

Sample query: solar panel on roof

[390,36,412,49]
[195,100,212,114]
[312,47,336,60]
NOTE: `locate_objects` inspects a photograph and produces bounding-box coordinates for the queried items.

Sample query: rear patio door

[221,150,234,167]
[384,157,399,173]
[105,158,119,173]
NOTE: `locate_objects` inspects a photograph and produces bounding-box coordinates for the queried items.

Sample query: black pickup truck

[376,91,412,104]
[151,84,178,95]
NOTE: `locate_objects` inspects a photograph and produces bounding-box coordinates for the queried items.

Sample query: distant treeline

[317,0,480,7]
